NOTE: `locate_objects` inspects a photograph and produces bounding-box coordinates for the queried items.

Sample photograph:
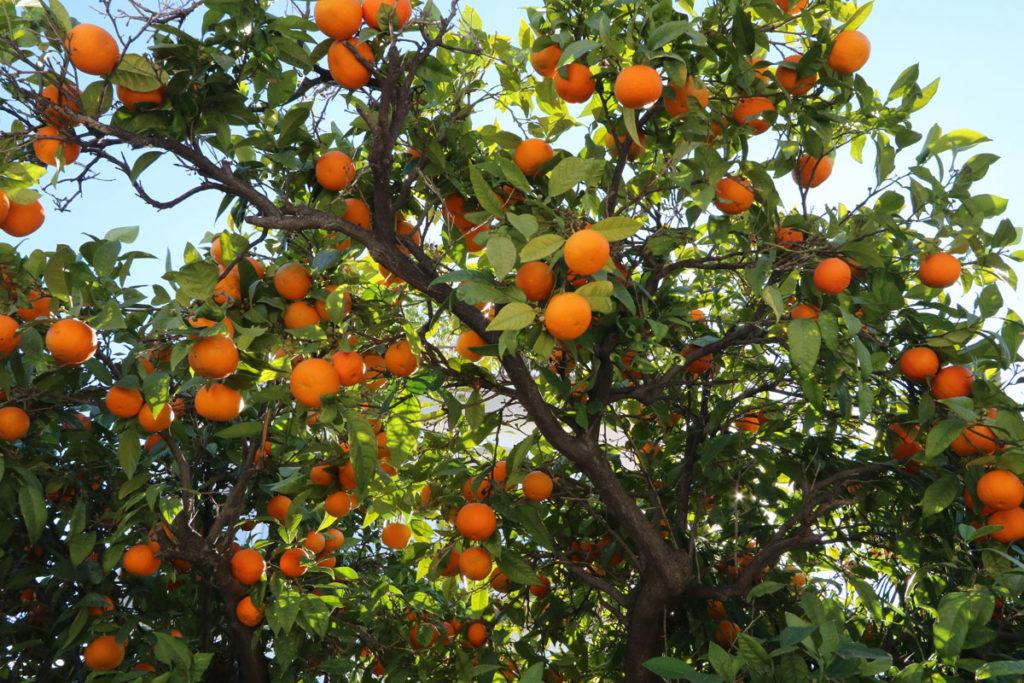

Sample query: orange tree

[0,0,1022,680]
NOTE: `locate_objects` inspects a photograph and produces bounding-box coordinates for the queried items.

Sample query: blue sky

[20,1,1022,290]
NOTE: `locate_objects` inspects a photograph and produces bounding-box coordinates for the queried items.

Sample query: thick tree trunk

[212,565,270,683]
[624,581,670,683]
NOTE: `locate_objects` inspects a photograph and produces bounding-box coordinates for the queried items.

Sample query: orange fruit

[458,546,492,580]
[735,411,767,433]
[530,44,562,78]
[315,0,363,39]
[614,64,663,109]
[362,352,387,387]
[792,154,832,188]
[775,226,804,246]
[603,132,646,160]
[331,349,365,385]
[279,547,309,577]
[713,176,754,215]
[189,316,235,337]
[0,315,21,356]
[267,494,292,521]
[918,253,961,288]
[303,531,326,554]
[457,330,486,361]
[188,334,239,379]
[455,502,497,541]
[194,382,244,421]
[513,138,554,176]
[554,63,595,104]
[86,595,115,616]
[323,528,345,552]
[328,39,374,88]
[212,267,242,304]
[931,365,973,399]
[381,522,411,549]
[544,292,591,340]
[40,83,80,127]
[774,0,808,13]
[0,406,30,441]
[828,30,870,74]
[707,600,727,620]
[951,422,998,457]
[310,464,334,485]
[409,622,439,649]
[521,471,553,501]
[988,507,1024,543]
[733,97,775,134]
[17,292,52,321]
[813,258,852,295]
[515,261,555,301]
[775,54,817,96]
[342,197,371,229]
[231,548,266,585]
[683,344,714,374]
[290,358,342,407]
[33,126,80,166]
[443,193,475,232]
[105,386,144,418]
[384,340,417,376]
[0,189,8,224]
[66,24,119,76]
[116,84,165,110]
[564,228,609,276]
[466,621,488,648]
[83,635,125,671]
[899,347,939,381]
[977,471,1024,511]
[1,199,45,237]
[137,403,174,432]
[123,543,160,576]
[362,0,412,30]
[283,301,320,329]
[325,490,354,517]
[45,319,98,366]
[315,150,356,190]
[714,620,740,647]
[236,595,264,627]
[663,77,709,117]
[274,263,313,300]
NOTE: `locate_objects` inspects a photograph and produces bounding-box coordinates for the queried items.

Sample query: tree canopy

[0,0,1022,681]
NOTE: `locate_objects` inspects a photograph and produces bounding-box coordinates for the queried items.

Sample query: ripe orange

[443,193,475,232]
[137,403,174,432]
[775,54,817,96]
[83,635,125,671]
[1,199,45,237]
[988,507,1024,543]
[603,132,646,160]
[977,471,1024,511]
[0,314,21,356]
[457,330,486,361]
[123,543,160,576]
[0,406,30,441]
[828,30,870,74]
[267,494,292,521]
[362,0,412,30]
[46,319,98,366]
[290,358,342,407]
[792,154,832,188]
[530,44,562,78]
[327,39,374,88]
[381,522,411,549]
[342,197,371,229]
[459,546,492,580]
[275,263,313,301]
[105,386,144,418]
[66,24,119,76]
[776,226,804,246]
[513,138,553,176]
[189,316,235,337]
[466,621,488,647]
[279,547,309,577]
[116,84,165,110]
[33,126,80,166]
[384,340,417,376]
[310,464,334,485]
[664,77,709,117]
[683,344,714,374]
[918,253,961,288]
[515,261,555,301]
[931,365,973,400]
[325,490,354,517]
[283,301,320,329]
[951,422,998,457]
[455,502,497,540]
[188,334,239,379]
[303,531,326,554]
[315,0,363,39]
[362,352,387,387]
[714,620,740,647]
[331,349,365,385]
[522,471,553,501]
[40,83,80,127]
[86,595,115,616]
[212,267,242,304]
[323,528,345,552]
[231,548,266,585]
[713,176,754,215]
[544,292,592,340]
[195,382,244,421]
[614,64,663,109]
[236,595,264,627]
[554,63,595,104]
[0,189,8,224]
[735,411,767,433]
[707,600,727,620]
[813,258,852,294]
[315,151,356,190]
[774,0,808,13]
[733,97,775,134]
[563,228,609,276]
[899,347,939,381]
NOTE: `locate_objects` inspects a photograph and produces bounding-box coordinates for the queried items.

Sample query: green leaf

[169,261,219,299]
[643,657,721,682]
[486,234,516,277]
[590,216,641,241]
[731,10,755,54]
[507,212,539,238]
[887,64,919,102]
[18,485,45,544]
[68,531,96,566]
[130,152,162,182]
[118,426,141,479]
[105,225,139,243]
[647,21,692,51]
[495,155,532,194]
[215,422,265,439]
[278,102,312,145]
[520,234,565,262]
[921,473,959,517]
[841,1,873,31]
[575,281,612,298]
[556,39,600,68]
[111,54,163,91]
[486,302,536,332]
[747,581,785,599]
[470,164,505,217]
[788,318,821,376]
[548,157,602,196]
[976,661,1024,679]
[934,592,971,661]
[497,548,540,585]
[347,414,378,495]
[925,418,965,459]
